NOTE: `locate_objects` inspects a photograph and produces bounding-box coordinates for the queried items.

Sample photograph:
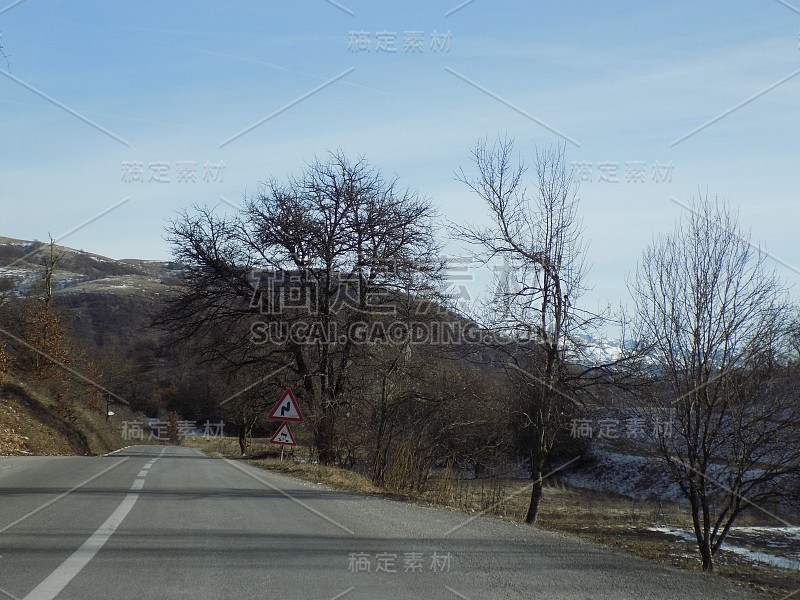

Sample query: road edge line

[224,459,355,536]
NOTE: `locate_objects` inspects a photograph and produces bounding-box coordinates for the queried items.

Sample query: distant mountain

[570,335,627,367]
[0,235,185,361]
[0,236,183,296]
[0,236,630,368]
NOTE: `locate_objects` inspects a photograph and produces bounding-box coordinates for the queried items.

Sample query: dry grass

[243,458,383,495]
[421,474,798,599]
[183,435,383,495]
[0,376,142,456]
[183,435,234,458]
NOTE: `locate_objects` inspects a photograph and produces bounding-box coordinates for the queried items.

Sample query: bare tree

[41,236,63,308]
[216,371,282,455]
[353,319,510,489]
[452,137,600,525]
[629,196,800,572]
[161,151,442,464]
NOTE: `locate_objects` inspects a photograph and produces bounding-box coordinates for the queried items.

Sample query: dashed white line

[22,493,139,600]
[104,445,135,456]
[2,450,165,599]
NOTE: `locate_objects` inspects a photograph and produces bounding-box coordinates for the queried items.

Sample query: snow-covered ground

[568,335,626,365]
[0,237,32,246]
[559,432,800,575]
[648,525,800,572]
[732,525,800,539]
[0,267,40,294]
[561,448,684,501]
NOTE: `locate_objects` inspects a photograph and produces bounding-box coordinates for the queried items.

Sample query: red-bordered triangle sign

[267,389,304,422]
[269,422,296,446]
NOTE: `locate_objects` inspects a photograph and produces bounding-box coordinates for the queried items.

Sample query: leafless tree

[629,195,800,572]
[352,318,510,489]
[452,137,603,525]
[161,151,442,464]
[215,370,284,455]
[41,236,63,308]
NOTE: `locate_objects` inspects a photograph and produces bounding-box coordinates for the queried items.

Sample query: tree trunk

[525,467,545,525]
[371,403,388,485]
[315,407,336,465]
[238,413,257,455]
[371,443,387,487]
[689,490,714,572]
[699,540,714,572]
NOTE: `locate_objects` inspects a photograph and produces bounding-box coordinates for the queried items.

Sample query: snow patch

[561,448,683,501]
[647,526,800,571]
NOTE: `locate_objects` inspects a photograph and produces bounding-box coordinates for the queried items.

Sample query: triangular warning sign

[269,422,296,446]
[267,389,304,422]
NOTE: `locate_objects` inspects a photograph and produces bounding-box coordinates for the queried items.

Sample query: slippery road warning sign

[270,422,296,446]
[267,389,304,422]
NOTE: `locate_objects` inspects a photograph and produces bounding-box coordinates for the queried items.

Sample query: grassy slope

[0,375,135,455]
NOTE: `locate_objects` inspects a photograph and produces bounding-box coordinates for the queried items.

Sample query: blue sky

[1,0,799,319]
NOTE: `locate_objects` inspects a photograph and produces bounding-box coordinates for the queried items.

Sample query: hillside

[0,237,186,451]
[0,236,182,291]
[0,375,138,455]
[0,236,181,339]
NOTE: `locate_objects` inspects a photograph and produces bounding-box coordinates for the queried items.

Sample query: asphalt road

[0,445,761,600]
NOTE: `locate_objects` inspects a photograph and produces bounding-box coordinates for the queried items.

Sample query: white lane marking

[158,447,167,456]
[142,464,152,470]
[131,479,144,491]
[137,470,148,477]
[0,459,128,535]
[103,445,135,457]
[224,460,355,535]
[22,493,139,600]
[329,587,355,600]
[0,584,21,600]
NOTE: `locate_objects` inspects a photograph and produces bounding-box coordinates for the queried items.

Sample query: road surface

[0,445,760,599]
